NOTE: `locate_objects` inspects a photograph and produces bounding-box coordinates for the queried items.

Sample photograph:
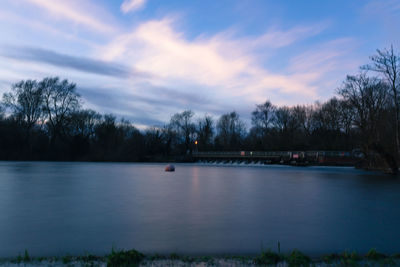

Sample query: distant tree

[94,114,118,159]
[0,104,4,119]
[319,98,343,132]
[170,110,196,154]
[196,115,214,151]
[40,77,81,146]
[363,45,400,155]
[338,73,397,173]
[215,111,246,150]
[68,109,101,139]
[118,119,145,161]
[272,106,303,149]
[251,100,275,136]
[337,100,354,136]
[66,109,101,158]
[3,80,44,131]
[2,79,44,153]
[273,106,291,133]
[161,124,178,156]
[144,126,164,156]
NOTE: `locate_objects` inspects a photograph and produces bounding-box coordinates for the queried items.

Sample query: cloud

[0,1,364,126]
[288,38,357,73]
[79,86,200,126]
[22,0,117,34]
[97,18,338,107]
[287,38,360,101]
[249,23,329,49]
[363,0,400,15]
[0,46,150,79]
[121,0,147,14]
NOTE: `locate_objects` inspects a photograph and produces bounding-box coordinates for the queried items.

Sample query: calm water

[0,161,399,257]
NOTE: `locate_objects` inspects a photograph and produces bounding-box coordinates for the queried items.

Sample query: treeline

[0,47,399,172]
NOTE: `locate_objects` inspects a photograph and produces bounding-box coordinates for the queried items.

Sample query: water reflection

[0,162,399,257]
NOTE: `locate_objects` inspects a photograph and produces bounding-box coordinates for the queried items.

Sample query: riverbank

[1,249,399,266]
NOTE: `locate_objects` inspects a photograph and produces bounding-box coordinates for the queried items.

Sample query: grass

[61,254,72,264]
[365,248,387,260]
[1,248,400,266]
[322,253,341,263]
[254,249,283,265]
[286,249,311,267]
[107,248,144,267]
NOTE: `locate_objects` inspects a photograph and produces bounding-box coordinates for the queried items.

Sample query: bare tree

[0,104,4,120]
[215,111,246,150]
[251,100,275,136]
[145,126,164,155]
[39,77,81,145]
[68,109,101,139]
[2,79,44,152]
[363,45,400,155]
[3,80,44,131]
[338,73,396,173]
[170,110,196,154]
[196,115,214,150]
[273,106,291,132]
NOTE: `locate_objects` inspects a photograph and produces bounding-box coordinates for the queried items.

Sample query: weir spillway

[192,151,361,166]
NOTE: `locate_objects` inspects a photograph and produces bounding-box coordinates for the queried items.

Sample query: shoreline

[1,249,399,266]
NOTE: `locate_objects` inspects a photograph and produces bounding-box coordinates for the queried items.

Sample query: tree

[196,115,214,151]
[363,45,400,156]
[272,106,304,149]
[215,111,246,150]
[0,104,4,119]
[94,114,118,157]
[40,77,81,146]
[319,98,343,132]
[66,109,101,158]
[68,109,101,139]
[273,106,291,133]
[2,79,44,153]
[144,126,164,156]
[170,110,196,154]
[338,73,396,173]
[251,100,275,136]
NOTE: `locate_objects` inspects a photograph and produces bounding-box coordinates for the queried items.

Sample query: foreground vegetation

[1,46,399,173]
[1,248,400,266]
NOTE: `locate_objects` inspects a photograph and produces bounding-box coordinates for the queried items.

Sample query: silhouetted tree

[144,126,165,157]
[170,110,196,154]
[2,79,44,153]
[66,109,101,159]
[251,100,275,136]
[363,45,400,156]
[93,114,118,160]
[338,73,396,172]
[196,115,214,151]
[40,77,81,148]
[215,111,246,150]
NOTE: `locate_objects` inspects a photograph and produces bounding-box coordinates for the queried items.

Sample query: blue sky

[0,0,399,127]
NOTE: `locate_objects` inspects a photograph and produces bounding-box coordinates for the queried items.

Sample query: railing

[193,150,358,159]
[192,150,361,166]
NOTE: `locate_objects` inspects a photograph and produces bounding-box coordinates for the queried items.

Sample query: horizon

[0,0,399,128]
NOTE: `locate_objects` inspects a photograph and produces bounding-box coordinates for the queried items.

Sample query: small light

[195,140,198,145]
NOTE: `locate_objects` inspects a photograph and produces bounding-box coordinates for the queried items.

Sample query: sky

[0,0,399,128]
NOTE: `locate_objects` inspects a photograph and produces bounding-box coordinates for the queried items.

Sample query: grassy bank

[1,248,400,266]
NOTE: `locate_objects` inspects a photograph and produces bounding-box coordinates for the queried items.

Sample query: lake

[0,161,399,257]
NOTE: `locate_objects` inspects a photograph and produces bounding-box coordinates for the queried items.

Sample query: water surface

[0,161,399,257]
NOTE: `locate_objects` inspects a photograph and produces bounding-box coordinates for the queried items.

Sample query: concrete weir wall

[192,151,361,166]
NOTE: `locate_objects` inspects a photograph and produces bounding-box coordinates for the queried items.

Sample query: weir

[192,150,361,166]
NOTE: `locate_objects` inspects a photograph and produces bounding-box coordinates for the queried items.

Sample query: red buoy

[165,164,175,172]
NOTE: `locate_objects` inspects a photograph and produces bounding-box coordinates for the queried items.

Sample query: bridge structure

[192,150,361,166]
